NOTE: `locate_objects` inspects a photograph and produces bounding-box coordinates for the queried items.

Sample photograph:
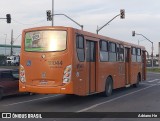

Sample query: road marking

[147,72,160,75]
[140,83,155,86]
[3,94,59,107]
[77,84,156,112]
[147,79,160,83]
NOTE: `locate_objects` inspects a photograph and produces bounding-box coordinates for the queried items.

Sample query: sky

[0,0,160,55]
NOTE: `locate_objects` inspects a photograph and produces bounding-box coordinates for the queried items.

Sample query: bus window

[137,48,142,62]
[117,44,124,62]
[76,35,85,62]
[100,40,108,62]
[132,47,142,62]
[132,47,137,62]
[109,42,116,62]
[86,41,96,62]
[25,30,67,52]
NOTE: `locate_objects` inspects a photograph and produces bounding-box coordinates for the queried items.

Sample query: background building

[146,55,159,67]
[147,42,159,67]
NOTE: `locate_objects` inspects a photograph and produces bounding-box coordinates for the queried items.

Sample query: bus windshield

[25,30,67,52]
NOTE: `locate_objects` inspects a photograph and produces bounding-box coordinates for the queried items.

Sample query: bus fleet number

[48,60,63,66]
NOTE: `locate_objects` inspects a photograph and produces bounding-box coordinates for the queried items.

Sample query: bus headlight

[63,65,72,84]
[20,65,26,83]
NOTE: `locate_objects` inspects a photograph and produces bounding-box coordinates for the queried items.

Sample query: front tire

[103,77,113,97]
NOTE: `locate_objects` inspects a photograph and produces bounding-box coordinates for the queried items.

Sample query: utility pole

[52,0,54,26]
[10,29,13,56]
[4,34,7,55]
[46,0,54,26]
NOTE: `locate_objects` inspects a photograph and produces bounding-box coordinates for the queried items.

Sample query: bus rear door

[125,47,131,85]
[86,40,96,94]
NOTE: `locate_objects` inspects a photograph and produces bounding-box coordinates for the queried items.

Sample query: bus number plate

[39,80,48,85]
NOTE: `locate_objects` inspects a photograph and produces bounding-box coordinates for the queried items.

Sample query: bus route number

[48,60,63,66]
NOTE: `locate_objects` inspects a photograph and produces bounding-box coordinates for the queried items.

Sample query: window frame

[131,47,142,62]
[76,35,85,62]
[117,44,124,62]
[99,40,109,62]
[109,42,117,62]
[136,48,142,62]
[131,47,136,55]
[137,48,141,56]
[24,30,67,52]
[109,42,116,53]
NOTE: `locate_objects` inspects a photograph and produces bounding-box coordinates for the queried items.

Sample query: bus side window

[131,47,137,62]
[109,42,116,62]
[117,44,124,62]
[76,35,85,62]
[137,48,141,62]
[99,40,108,62]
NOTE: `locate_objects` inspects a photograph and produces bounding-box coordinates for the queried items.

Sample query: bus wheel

[133,74,140,88]
[103,77,113,97]
[0,88,3,100]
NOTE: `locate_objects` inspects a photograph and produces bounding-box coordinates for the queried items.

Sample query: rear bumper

[19,82,73,94]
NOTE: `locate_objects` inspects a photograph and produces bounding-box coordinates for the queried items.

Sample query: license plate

[39,80,48,85]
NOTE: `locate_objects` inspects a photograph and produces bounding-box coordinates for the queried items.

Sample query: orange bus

[19,26,146,96]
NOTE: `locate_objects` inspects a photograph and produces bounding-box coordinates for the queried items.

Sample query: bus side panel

[98,62,120,91]
[72,31,87,96]
[130,62,142,84]
[130,63,138,84]
[117,62,126,88]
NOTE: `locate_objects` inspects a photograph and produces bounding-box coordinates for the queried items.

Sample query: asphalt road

[0,72,160,121]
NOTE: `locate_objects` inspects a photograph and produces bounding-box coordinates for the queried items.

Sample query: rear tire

[133,74,140,88]
[103,77,113,97]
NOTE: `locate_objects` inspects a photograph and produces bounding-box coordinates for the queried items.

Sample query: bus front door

[86,41,96,94]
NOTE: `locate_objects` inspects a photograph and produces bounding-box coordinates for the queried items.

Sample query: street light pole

[14,34,22,42]
[48,0,83,29]
[97,14,120,34]
[54,14,83,30]
[4,34,7,55]
[11,29,13,56]
[97,9,125,34]
[52,0,54,26]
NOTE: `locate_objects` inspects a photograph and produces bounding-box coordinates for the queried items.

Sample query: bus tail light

[20,65,26,83]
[63,65,72,84]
